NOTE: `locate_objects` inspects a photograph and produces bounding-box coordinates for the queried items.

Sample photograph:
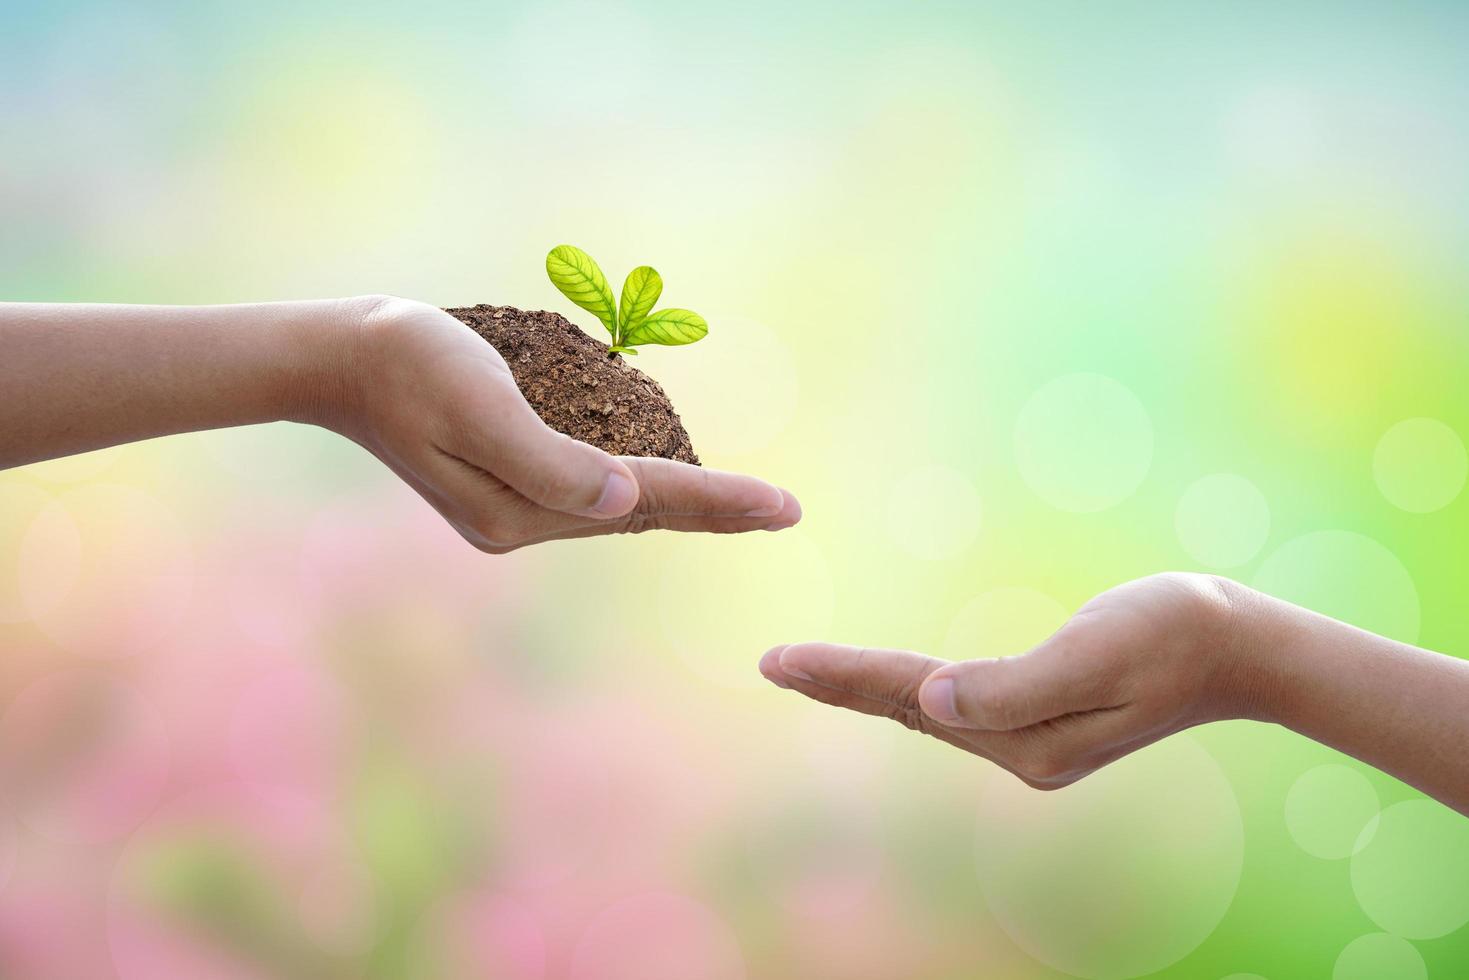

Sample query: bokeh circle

[1350,798,1469,939]
[941,587,1069,662]
[1174,474,1271,569]
[1252,531,1419,643]
[1372,417,1467,514]
[1014,373,1153,512]
[884,464,982,560]
[1331,933,1425,980]
[975,735,1243,979]
[1284,764,1379,859]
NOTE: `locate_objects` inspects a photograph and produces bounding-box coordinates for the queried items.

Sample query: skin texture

[760,572,1469,815]
[0,296,800,551]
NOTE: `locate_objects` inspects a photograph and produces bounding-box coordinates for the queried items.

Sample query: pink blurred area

[2,471,905,979]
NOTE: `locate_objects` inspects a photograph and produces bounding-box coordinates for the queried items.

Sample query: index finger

[620,457,790,519]
[514,458,799,541]
[757,643,1005,760]
[766,642,948,710]
[437,454,800,550]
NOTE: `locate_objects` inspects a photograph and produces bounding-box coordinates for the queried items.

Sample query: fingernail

[745,495,784,519]
[591,471,638,517]
[777,648,813,682]
[781,488,802,523]
[920,677,958,723]
[763,520,797,532]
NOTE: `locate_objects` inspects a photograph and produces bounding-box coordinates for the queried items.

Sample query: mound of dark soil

[446,304,699,465]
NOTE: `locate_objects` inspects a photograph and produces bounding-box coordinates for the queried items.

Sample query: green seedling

[545,244,709,356]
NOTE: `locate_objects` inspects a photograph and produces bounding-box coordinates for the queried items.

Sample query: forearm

[1237,586,1469,814]
[0,299,361,469]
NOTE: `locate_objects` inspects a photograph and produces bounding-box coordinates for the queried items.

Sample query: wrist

[276,295,388,432]
[1205,577,1297,723]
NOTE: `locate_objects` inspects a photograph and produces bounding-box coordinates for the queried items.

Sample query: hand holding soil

[0,295,800,553]
[329,296,797,552]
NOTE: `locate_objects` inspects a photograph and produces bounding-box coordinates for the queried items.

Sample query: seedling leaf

[624,308,708,347]
[546,245,617,336]
[618,266,662,337]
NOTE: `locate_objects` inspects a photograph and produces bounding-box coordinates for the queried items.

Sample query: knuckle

[599,512,659,537]
[633,475,668,516]
[620,512,660,535]
[637,463,699,518]
[879,699,923,733]
[893,672,927,711]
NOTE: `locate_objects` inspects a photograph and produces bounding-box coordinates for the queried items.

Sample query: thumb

[917,642,1104,731]
[454,378,640,519]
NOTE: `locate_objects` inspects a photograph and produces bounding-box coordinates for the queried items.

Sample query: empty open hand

[760,572,1469,812]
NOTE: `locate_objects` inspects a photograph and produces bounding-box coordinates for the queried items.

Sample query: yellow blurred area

[214,53,440,250]
[1235,229,1447,441]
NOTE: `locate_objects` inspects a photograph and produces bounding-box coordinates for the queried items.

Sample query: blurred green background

[2,1,1468,977]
